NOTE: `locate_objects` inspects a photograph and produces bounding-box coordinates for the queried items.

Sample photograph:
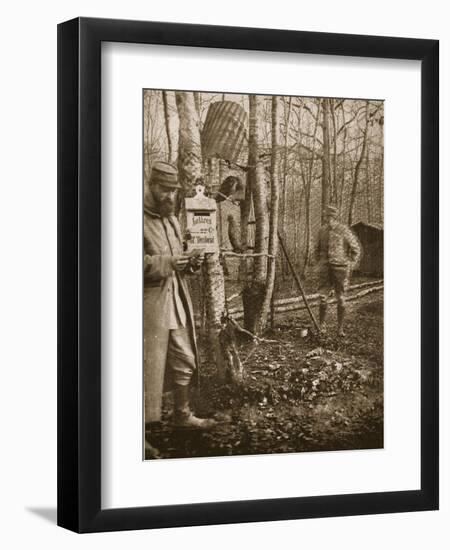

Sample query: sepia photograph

[143,90,384,460]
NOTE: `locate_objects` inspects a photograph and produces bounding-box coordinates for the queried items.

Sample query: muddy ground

[145,291,383,460]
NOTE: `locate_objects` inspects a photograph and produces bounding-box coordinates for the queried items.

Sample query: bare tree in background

[301,99,321,275]
[257,96,281,333]
[321,97,332,220]
[144,91,166,183]
[162,91,178,165]
[348,101,370,224]
[338,100,348,212]
[242,95,270,334]
[280,96,293,279]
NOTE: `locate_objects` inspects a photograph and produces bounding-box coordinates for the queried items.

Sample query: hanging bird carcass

[215,175,245,203]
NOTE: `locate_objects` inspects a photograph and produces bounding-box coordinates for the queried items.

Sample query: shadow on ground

[26,507,57,525]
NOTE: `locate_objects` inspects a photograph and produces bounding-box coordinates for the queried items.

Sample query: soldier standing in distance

[316,205,362,336]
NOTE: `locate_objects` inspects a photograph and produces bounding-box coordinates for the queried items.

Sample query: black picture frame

[57,17,439,533]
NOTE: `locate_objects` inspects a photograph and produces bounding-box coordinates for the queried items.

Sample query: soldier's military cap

[150,161,182,189]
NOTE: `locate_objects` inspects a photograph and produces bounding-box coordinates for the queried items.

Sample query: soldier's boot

[319,302,328,333]
[337,303,346,337]
[172,385,216,430]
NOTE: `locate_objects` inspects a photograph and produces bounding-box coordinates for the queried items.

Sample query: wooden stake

[277,231,320,334]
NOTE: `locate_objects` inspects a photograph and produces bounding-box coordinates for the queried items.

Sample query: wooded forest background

[144,91,383,286]
[144,89,383,359]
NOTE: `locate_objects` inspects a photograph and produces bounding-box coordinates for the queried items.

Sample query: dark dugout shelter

[351,221,384,277]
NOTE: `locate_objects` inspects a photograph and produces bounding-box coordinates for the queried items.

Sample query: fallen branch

[227,316,279,344]
[242,341,259,366]
[226,291,243,303]
[227,282,384,319]
[221,251,275,259]
[273,279,384,307]
[275,286,384,314]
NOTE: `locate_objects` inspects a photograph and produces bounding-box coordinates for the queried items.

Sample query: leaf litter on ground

[147,294,384,460]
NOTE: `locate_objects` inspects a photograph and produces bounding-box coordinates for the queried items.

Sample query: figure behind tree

[315,205,362,336]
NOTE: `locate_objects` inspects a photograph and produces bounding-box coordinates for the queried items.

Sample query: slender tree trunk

[239,180,252,284]
[298,152,308,277]
[303,100,321,273]
[379,150,384,220]
[193,92,201,120]
[242,95,269,333]
[330,100,338,203]
[202,253,226,375]
[257,96,281,333]
[365,136,371,222]
[321,98,332,221]
[175,92,203,189]
[281,97,292,279]
[302,176,312,277]
[293,171,300,273]
[348,101,370,225]
[294,185,305,286]
[338,101,347,213]
[175,91,226,374]
[162,91,178,165]
[293,99,303,277]
[143,93,153,183]
[251,101,269,283]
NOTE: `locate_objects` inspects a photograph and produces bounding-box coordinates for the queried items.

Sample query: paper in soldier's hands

[172,249,204,272]
[187,248,204,258]
[172,256,190,271]
[186,248,204,270]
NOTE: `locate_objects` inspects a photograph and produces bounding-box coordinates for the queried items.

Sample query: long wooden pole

[277,231,320,334]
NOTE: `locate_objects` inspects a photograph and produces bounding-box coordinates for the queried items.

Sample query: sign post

[185,185,219,254]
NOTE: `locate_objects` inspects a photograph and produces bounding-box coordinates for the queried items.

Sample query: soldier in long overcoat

[144,162,215,457]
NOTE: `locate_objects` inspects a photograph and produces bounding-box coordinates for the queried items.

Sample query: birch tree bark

[257,96,281,333]
[242,95,270,334]
[302,99,321,273]
[239,176,252,284]
[162,91,178,165]
[321,98,332,221]
[338,100,347,212]
[193,91,201,119]
[175,92,203,189]
[348,101,370,225]
[175,91,226,374]
[251,97,269,284]
[281,97,292,279]
[330,99,338,203]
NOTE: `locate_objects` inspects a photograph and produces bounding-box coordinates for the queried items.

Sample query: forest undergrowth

[146,293,384,459]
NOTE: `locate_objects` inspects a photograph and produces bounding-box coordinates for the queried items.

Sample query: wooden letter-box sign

[185,185,219,254]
